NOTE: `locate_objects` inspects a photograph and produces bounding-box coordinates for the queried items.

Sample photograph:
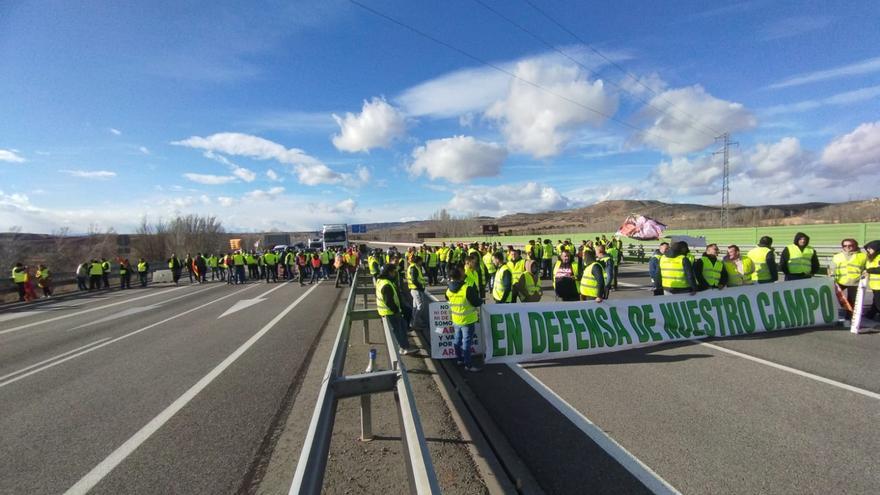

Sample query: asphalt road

[0,277,342,495]
[452,262,880,494]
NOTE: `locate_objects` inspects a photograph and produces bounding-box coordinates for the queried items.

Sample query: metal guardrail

[289,268,441,495]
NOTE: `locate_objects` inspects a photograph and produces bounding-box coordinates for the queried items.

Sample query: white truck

[321,224,348,251]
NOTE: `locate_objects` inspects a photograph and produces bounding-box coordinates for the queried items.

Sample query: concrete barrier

[151,269,174,283]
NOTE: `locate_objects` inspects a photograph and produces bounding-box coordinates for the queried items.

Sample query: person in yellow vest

[407,255,429,331]
[137,258,149,287]
[517,263,543,302]
[368,251,381,281]
[232,250,246,284]
[541,238,554,279]
[829,238,867,324]
[437,243,448,282]
[100,258,111,289]
[595,245,615,295]
[553,250,580,301]
[579,252,606,303]
[425,246,439,285]
[657,241,698,295]
[524,240,534,260]
[118,259,131,290]
[694,243,727,291]
[88,258,104,290]
[747,236,778,284]
[464,253,485,300]
[506,249,526,290]
[491,252,513,303]
[780,232,819,281]
[446,265,483,372]
[376,263,416,355]
[605,243,620,290]
[482,249,497,292]
[863,240,880,323]
[11,262,28,301]
[168,253,182,285]
[723,245,754,287]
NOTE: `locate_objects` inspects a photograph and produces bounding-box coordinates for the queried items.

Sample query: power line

[347,0,686,150]
[521,0,723,136]
[471,0,717,140]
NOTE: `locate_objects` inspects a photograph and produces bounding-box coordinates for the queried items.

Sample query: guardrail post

[360,395,373,442]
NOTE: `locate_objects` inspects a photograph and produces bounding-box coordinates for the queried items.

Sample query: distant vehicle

[307,238,323,250]
[322,224,348,250]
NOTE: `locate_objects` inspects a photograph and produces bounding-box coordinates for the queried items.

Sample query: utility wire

[473,0,717,139]
[521,0,723,136]
[347,0,686,149]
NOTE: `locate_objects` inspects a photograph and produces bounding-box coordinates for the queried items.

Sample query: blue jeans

[454,322,476,367]
[383,314,409,351]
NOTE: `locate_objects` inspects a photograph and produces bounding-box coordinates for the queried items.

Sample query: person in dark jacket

[168,254,182,285]
[377,263,416,355]
[780,232,820,281]
[648,242,669,296]
[657,241,698,295]
[195,253,207,283]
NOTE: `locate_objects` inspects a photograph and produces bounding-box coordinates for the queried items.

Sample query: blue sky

[1,0,879,233]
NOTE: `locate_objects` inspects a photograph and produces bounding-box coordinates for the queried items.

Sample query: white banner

[429,301,485,359]
[481,278,839,364]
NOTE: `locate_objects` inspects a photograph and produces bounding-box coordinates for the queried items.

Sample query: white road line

[509,363,681,495]
[698,342,880,400]
[617,281,651,289]
[63,282,321,495]
[0,286,194,336]
[0,285,255,389]
[66,286,218,331]
[0,338,111,382]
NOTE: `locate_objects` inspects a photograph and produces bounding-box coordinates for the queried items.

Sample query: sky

[1,0,879,234]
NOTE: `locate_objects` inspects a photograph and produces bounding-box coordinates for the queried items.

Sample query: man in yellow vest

[168,253,182,285]
[747,236,778,284]
[579,252,606,302]
[376,263,416,355]
[89,258,104,290]
[407,255,429,332]
[137,258,149,287]
[863,240,880,323]
[723,245,754,287]
[11,262,28,301]
[780,232,819,281]
[506,249,525,289]
[657,241,698,295]
[232,250,246,285]
[829,238,867,324]
[446,265,483,371]
[695,243,727,291]
[492,252,513,303]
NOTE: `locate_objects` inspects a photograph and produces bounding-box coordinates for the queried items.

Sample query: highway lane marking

[0,285,256,390]
[65,286,221,331]
[63,282,321,495]
[509,363,681,495]
[0,338,111,382]
[217,280,294,319]
[0,311,45,323]
[698,342,880,400]
[0,286,195,336]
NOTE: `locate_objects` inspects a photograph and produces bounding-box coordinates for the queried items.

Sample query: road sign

[482,224,499,235]
[350,224,367,233]
[229,238,242,250]
[416,232,436,239]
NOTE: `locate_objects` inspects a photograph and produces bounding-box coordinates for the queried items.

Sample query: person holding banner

[649,242,669,296]
[553,250,580,301]
[695,243,727,291]
[860,240,880,322]
[595,244,615,294]
[658,241,698,295]
[446,266,483,372]
[579,252,606,303]
[829,239,867,324]
[723,245,754,287]
[780,232,820,281]
[747,236,778,284]
[492,252,513,303]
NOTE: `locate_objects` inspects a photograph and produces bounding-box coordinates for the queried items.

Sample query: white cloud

[766,56,880,90]
[820,121,880,176]
[139,146,150,155]
[409,136,507,183]
[449,182,577,216]
[182,173,237,185]
[61,169,117,179]
[759,15,833,41]
[762,84,880,116]
[332,97,406,152]
[486,58,618,158]
[266,169,280,181]
[639,85,756,155]
[217,196,236,207]
[748,137,810,178]
[244,186,286,201]
[331,198,357,214]
[0,149,25,163]
[651,155,727,196]
[173,132,345,186]
[567,184,645,204]
[109,128,122,136]
[231,165,256,182]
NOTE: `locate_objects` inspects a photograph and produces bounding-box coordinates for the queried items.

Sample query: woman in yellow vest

[722,245,754,287]
[446,266,483,372]
[863,240,880,322]
[829,239,867,323]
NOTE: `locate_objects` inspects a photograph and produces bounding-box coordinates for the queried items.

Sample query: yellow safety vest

[492,265,513,303]
[482,252,496,274]
[233,254,245,266]
[407,265,426,290]
[867,257,880,291]
[700,257,724,288]
[785,244,814,275]
[368,256,380,276]
[831,252,866,286]
[552,260,580,289]
[375,278,400,316]
[89,262,104,276]
[579,262,604,297]
[747,247,773,282]
[507,259,525,284]
[522,271,542,298]
[446,284,478,325]
[542,245,553,260]
[12,267,27,283]
[723,258,754,287]
[137,262,147,273]
[659,255,688,289]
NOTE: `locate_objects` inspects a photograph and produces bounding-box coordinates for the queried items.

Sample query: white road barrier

[152,269,174,283]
